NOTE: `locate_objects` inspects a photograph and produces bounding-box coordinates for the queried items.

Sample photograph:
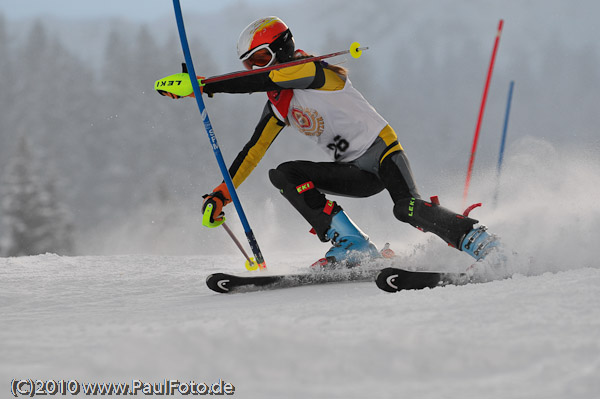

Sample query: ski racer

[158,16,499,267]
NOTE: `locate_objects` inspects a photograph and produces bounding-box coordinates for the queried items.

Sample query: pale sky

[0,0,283,21]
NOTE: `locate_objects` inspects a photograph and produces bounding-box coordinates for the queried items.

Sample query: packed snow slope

[1,252,599,399]
[2,140,600,398]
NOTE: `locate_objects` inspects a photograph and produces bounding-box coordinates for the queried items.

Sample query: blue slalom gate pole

[171,0,265,267]
[497,80,514,175]
[494,80,515,206]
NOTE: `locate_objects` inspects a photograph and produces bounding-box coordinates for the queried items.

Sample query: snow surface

[3,134,600,398]
[1,252,599,399]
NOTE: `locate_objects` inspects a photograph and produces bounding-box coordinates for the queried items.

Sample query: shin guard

[393,197,477,248]
[269,168,341,242]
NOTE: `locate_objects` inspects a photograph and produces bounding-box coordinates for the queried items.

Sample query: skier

[158,16,498,267]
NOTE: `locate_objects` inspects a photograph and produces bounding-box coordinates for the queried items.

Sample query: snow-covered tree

[0,137,74,256]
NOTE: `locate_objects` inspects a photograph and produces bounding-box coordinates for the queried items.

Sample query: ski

[375,267,470,293]
[206,267,380,294]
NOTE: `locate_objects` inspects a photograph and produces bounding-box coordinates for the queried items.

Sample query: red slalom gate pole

[463,19,504,206]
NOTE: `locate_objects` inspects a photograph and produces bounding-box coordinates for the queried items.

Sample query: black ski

[375,267,469,293]
[206,268,380,294]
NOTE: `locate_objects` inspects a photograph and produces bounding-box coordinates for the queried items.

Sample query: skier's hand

[154,73,205,99]
[157,90,194,99]
[201,182,232,228]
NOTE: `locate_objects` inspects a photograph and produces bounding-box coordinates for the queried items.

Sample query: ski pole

[222,222,261,271]
[155,43,368,96]
[171,0,266,269]
[463,19,504,206]
[202,42,367,85]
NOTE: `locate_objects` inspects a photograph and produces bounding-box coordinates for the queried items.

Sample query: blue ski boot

[460,225,499,261]
[322,211,380,267]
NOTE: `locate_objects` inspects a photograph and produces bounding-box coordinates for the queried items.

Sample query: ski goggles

[240,44,276,70]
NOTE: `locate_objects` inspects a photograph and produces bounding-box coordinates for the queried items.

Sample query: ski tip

[376,268,403,293]
[375,267,443,293]
[206,273,232,294]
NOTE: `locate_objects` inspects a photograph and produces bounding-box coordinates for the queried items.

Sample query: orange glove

[201,182,232,228]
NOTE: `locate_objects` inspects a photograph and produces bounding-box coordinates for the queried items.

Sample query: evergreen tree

[0,14,13,164]
[0,137,74,256]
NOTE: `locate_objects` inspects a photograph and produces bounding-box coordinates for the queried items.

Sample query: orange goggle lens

[241,47,275,70]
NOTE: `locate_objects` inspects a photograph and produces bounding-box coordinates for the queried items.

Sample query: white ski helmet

[237,16,295,70]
